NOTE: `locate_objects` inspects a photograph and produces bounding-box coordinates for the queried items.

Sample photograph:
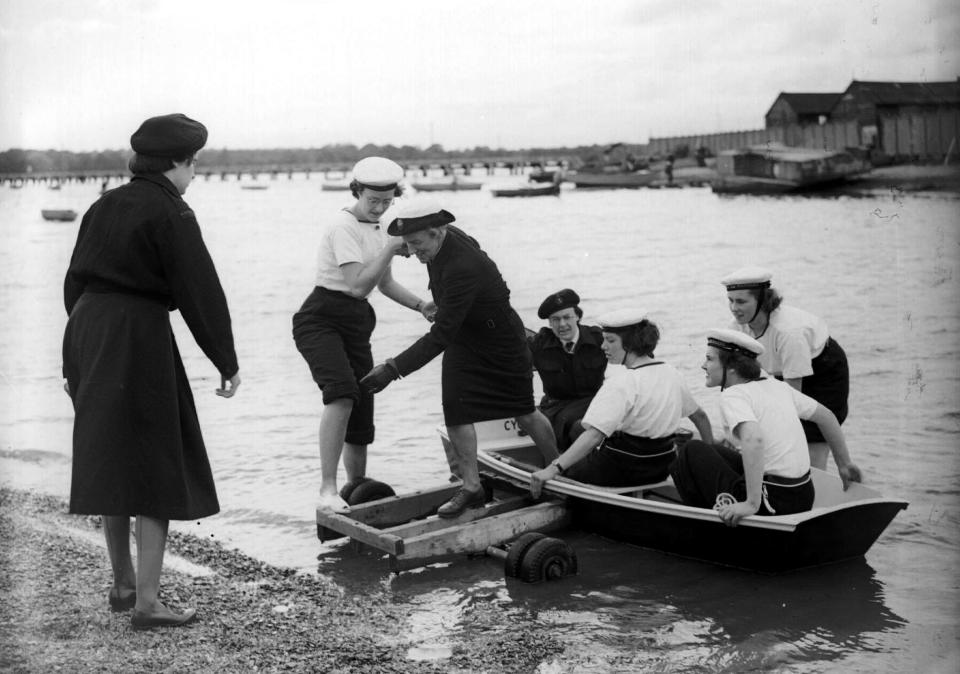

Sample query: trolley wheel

[346,479,396,506]
[339,476,372,502]
[517,537,578,583]
[504,532,547,578]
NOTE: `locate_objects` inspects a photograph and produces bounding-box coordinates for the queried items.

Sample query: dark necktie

[564,342,575,353]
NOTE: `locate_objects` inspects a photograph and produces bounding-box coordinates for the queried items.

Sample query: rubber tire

[517,537,578,583]
[346,480,396,506]
[504,532,546,578]
[339,476,372,503]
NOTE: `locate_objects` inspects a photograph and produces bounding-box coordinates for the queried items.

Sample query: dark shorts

[670,440,814,515]
[292,286,376,445]
[799,337,849,442]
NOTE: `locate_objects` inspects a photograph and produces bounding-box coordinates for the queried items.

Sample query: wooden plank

[390,500,571,572]
[316,483,462,541]
[315,511,406,555]
[378,494,536,540]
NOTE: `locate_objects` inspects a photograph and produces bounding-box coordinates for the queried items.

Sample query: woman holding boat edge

[62,113,239,629]
[722,266,850,471]
[529,310,713,499]
[292,157,434,513]
[670,329,861,526]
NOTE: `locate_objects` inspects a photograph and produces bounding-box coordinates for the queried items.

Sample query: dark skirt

[670,440,814,515]
[799,337,849,442]
[292,286,376,445]
[441,343,535,425]
[62,293,219,520]
[565,433,676,487]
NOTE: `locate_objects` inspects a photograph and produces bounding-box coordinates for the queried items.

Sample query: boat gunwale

[478,448,908,533]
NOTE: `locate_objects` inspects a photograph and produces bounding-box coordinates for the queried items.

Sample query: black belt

[317,286,367,302]
[604,432,677,459]
[762,471,811,487]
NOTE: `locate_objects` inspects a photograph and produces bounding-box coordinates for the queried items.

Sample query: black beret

[538,289,580,319]
[130,113,208,158]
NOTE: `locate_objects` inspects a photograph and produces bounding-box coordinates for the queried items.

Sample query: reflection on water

[1,177,957,670]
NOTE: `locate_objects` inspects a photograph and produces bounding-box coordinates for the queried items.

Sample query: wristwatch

[551,459,566,475]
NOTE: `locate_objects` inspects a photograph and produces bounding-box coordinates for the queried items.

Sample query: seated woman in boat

[529,310,713,499]
[670,329,862,527]
[722,266,849,471]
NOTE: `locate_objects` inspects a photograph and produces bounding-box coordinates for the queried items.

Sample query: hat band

[707,337,759,358]
[355,181,398,192]
[725,281,770,291]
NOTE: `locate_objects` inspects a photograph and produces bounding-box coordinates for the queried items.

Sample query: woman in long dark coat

[62,113,240,629]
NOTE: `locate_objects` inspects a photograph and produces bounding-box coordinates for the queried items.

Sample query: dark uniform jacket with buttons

[62,173,237,520]
[392,225,534,425]
[529,325,606,406]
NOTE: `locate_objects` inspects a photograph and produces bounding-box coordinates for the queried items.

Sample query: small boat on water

[490,183,560,198]
[411,178,483,192]
[240,184,269,191]
[315,418,906,574]
[528,169,559,183]
[569,170,658,189]
[475,420,907,573]
[41,209,78,222]
[321,182,352,191]
[712,144,869,195]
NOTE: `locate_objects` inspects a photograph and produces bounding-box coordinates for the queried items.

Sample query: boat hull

[572,495,906,573]
[472,420,907,573]
[490,184,560,197]
[411,181,482,192]
[41,209,78,222]
[570,171,657,189]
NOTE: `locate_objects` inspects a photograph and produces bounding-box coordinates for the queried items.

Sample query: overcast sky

[1,0,958,152]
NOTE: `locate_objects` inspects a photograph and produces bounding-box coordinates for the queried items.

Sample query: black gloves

[360,358,400,393]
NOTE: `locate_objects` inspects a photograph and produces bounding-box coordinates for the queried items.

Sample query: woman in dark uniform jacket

[528,288,607,451]
[62,114,240,629]
[361,198,560,518]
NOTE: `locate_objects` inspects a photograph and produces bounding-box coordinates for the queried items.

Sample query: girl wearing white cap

[293,157,433,512]
[721,266,849,470]
[528,310,713,499]
[670,329,861,527]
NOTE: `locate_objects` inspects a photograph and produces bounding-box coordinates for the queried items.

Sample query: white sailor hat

[386,197,455,236]
[720,266,773,290]
[351,156,404,191]
[706,328,764,357]
[596,309,647,330]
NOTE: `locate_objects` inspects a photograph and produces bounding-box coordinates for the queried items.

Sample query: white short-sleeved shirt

[719,377,818,478]
[582,362,698,439]
[313,208,386,296]
[732,305,829,379]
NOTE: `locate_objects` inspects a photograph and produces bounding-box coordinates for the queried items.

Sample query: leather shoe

[437,488,486,519]
[131,608,197,630]
[108,588,137,612]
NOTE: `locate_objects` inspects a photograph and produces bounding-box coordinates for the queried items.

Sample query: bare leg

[318,398,353,498]
[132,515,195,624]
[441,436,462,480]
[342,442,367,483]
[515,410,560,465]
[446,424,480,492]
[808,442,830,471]
[103,515,136,595]
[134,516,168,612]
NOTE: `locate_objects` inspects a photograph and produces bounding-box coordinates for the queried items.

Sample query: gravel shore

[0,487,563,673]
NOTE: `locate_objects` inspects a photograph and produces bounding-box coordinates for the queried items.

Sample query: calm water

[1,173,958,671]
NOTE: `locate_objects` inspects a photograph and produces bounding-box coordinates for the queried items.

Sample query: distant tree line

[0,142,650,173]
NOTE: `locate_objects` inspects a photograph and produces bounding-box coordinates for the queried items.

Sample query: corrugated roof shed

[774,93,842,115]
[844,80,960,105]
